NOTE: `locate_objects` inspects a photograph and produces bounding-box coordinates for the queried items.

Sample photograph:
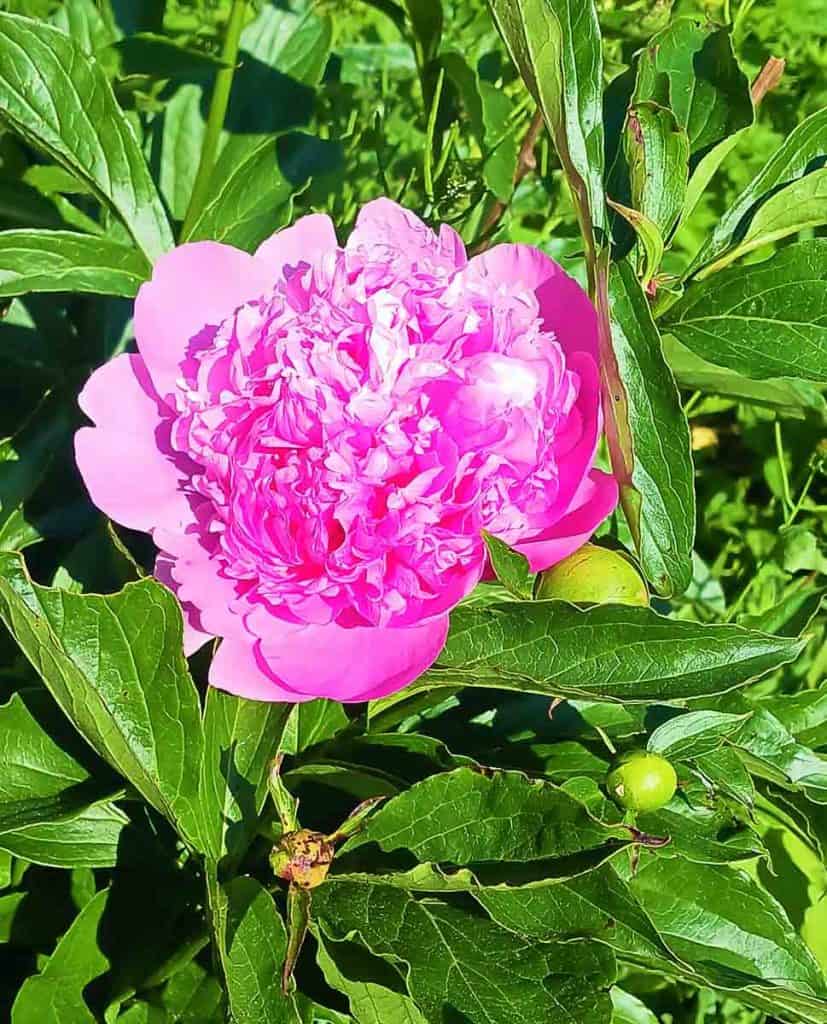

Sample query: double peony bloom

[75,200,617,703]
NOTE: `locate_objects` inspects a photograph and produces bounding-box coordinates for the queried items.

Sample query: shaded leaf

[198,689,291,866]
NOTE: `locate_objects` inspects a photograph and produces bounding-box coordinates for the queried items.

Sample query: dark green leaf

[611,988,660,1024]
[282,700,349,755]
[636,796,764,864]
[759,684,827,750]
[0,801,129,869]
[634,19,752,161]
[0,392,72,548]
[316,933,429,1024]
[489,0,606,241]
[11,887,109,1023]
[647,709,750,760]
[665,240,827,383]
[0,552,204,848]
[689,108,827,275]
[482,531,535,600]
[221,877,300,1024]
[624,102,689,240]
[182,135,295,251]
[662,334,827,417]
[0,688,119,846]
[230,5,332,134]
[0,13,172,262]
[700,166,827,276]
[413,597,802,704]
[159,83,205,223]
[733,708,827,804]
[50,0,116,55]
[315,880,616,1024]
[108,32,229,80]
[693,746,755,808]
[0,230,149,298]
[476,862,667,962]
[404,0,443,65]
[609,259,695,595]
[628,856,827,998]
[349,766,626,864]
[198,689,291,866]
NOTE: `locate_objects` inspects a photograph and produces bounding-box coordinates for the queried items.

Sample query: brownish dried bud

[270,829,334,890]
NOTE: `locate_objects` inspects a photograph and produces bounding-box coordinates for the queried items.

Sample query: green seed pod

[607,751,678,813]
[270,829,334,890]
[535,543,648,607]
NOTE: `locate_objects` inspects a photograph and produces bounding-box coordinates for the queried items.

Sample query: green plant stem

[423,67,445,201]
[774,420,795,519]
[180,0,248,239]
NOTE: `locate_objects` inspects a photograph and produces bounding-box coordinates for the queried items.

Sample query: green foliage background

[0,1,825,1023]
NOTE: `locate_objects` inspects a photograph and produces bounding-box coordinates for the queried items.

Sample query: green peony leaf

[315,879,616,1024]
[198,689,292,866]
[408,600,802,703]
[0,13,172,262]
[0,552,204,849]
[0,230,150,298]
[220,877,300,1024]
[664,240,827,383]
[608,258,696,595]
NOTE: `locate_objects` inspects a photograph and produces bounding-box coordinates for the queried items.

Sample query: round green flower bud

[535,544,648,607]
[270,829,334,890]
[607,751,677,813]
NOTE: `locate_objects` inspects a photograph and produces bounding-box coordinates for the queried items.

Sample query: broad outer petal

[254,212,338,273]
[225,609,451,703]
[469,243,598,360]
[75,353,193,534]
[154,527,241,642]
[516,469,619,573]
[209,634,300,703]
[154,552,211,656]
[134,242,274,402]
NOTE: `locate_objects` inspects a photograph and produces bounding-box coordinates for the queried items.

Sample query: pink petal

[133,242,274,402]
[239,610,450,703]
[154,552,211,656]
[254,213,338,273]
[209,634,300,703]
[516,469,619,573]
[75,353,194,534]
[153,527,241,641]
[348,197,466,267]
[469,244,598,360]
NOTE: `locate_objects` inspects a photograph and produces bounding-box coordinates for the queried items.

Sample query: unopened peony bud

[535,544,648,607]
[270,829,334,890]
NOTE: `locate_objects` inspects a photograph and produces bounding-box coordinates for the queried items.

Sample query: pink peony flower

[75,200,618,703]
